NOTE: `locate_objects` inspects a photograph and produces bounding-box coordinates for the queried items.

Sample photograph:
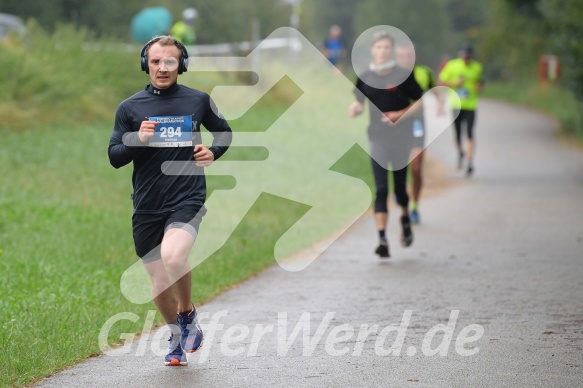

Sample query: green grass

[0,126,130,384]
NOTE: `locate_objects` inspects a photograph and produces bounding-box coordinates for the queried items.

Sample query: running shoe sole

[165,358,188,366]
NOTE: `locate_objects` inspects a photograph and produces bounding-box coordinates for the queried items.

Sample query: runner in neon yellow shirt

[171,8,197,45]
[439,44,483,176]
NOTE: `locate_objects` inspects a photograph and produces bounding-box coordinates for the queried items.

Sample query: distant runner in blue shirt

[323,25,346,72]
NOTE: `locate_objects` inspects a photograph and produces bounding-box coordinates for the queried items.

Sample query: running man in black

[108,36,232,366]
[348,31,423,258]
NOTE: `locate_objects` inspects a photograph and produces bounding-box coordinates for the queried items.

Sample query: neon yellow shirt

[171,21,196,45]
[413,65,434,92]
[438,58,483,110]
[410,66,435,120]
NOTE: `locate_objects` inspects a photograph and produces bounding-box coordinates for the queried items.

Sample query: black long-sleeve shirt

[353,66,422,142]
[108,83,232,214]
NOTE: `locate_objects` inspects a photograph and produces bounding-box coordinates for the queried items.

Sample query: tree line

[1,0,582,99]
[481,0,583,99]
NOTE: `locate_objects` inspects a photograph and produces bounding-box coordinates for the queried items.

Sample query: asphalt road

[36,100,583,387]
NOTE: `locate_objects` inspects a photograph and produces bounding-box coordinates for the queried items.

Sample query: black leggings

[453,109,476,146]
[371,157,409,213]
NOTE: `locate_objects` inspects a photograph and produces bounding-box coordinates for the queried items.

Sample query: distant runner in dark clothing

[348,31,423,258]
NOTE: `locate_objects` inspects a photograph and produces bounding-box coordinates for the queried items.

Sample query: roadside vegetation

[482,79,583,143]
[0,21,143,132]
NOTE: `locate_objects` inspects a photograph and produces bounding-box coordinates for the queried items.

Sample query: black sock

[379,230,387,244]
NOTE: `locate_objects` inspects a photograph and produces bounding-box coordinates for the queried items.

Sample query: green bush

[0,21,144,132]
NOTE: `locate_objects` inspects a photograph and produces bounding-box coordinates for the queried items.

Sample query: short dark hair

[371,30,394,46]
[460,43,474,56]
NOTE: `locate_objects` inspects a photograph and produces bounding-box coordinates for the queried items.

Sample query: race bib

[412,119,424,138]
[456,88,470,99]
[148,116,193,147]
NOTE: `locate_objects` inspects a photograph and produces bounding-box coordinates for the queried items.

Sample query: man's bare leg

[144,259,179,324]
[160,228,195,313]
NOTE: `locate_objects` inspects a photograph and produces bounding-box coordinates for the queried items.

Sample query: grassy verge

[0,22,145,133]
[481,80,583,144]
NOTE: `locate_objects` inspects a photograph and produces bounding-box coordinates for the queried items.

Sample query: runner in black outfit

[348,31,423,258]
[108,36,232,366]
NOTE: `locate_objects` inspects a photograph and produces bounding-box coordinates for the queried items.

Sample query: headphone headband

[140,36,189,74]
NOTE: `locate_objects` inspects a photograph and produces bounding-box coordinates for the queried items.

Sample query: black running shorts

[132,204,207,263]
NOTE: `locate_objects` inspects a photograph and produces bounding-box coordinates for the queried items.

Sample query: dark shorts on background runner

[132,204,207,263]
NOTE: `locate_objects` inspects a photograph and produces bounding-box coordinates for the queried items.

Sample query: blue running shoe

[410,209,420,224]
[165,326,187,366]
[178,304,204,353]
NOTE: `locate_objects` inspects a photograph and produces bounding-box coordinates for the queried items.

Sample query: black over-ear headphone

[140,36,189,75]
